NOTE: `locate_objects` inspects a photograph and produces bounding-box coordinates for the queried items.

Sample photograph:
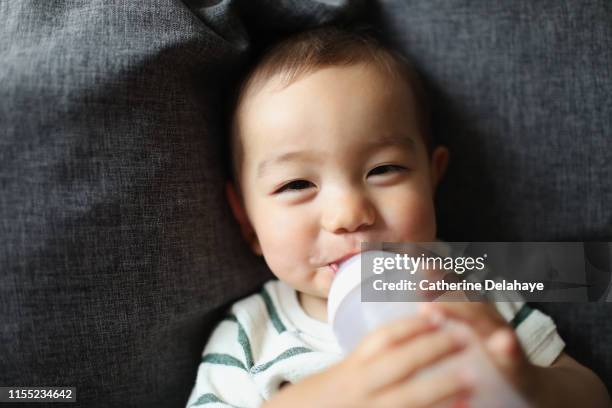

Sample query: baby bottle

[327,250,529,408]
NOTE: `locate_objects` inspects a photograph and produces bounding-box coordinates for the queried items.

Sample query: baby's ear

[225,182,262,255]
[429,146,449,189]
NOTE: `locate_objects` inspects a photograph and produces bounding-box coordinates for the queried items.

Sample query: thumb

[485,328,526,372]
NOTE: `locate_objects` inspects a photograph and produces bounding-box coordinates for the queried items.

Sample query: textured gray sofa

[1,1,610,407]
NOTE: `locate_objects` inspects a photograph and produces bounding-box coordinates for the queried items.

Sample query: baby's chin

[269,265,334,297]
[304,266,336,299]
[291,273,331,301]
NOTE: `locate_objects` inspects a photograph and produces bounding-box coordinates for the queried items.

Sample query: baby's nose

[321,190,375,234]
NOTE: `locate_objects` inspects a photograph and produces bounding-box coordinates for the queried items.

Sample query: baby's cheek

[382,193,437,241]
[256,213,313,274]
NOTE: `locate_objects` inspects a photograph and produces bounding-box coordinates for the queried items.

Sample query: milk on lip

[330,251,360,273]
[327,250,528,408]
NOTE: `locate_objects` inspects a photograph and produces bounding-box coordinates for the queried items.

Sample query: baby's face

[231,63,448,301]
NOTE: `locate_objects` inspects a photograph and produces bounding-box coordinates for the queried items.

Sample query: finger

[484,328,534,395]
[365,327,468,392]
[420,301,506,336]
[420,301,499,322]
[374,368,473,408]
[353,315,440,362]
[485,328,527,372]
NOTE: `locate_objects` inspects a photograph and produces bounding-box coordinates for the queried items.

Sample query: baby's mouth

[328,251,361,273]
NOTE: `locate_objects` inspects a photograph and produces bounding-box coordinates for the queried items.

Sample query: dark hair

[228,25,432,188]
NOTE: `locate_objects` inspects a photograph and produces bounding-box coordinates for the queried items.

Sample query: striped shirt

[187,279,565,407]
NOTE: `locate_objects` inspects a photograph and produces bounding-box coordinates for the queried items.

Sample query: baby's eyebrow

[256,134,416,178]
[363,134,417,151]
[257,150,321,178]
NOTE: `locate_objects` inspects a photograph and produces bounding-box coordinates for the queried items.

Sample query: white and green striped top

[187,279,565,408]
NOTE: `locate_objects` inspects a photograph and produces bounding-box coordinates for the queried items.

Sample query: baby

[188,27,609,407]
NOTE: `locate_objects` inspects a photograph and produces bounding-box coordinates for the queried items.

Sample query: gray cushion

[374,0,612,390]
[0,1,362,406]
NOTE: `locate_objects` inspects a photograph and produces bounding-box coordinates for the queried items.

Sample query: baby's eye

[368,164,406,177]
[274,179,315,194]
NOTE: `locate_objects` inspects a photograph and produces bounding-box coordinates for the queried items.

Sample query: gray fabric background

[0,0,610,407]
[377,0,612,241]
